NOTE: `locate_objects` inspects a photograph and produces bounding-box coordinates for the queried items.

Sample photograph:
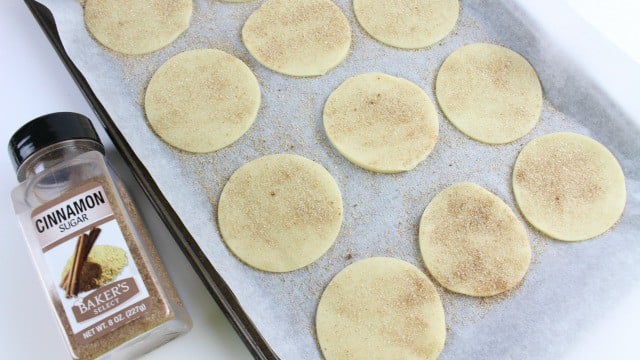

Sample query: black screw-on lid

[8,112,104,173]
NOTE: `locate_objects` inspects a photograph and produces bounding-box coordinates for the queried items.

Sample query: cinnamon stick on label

[72,234,89,297]
[61,227,101,291]
[85,227,101,256]
[66,234,86,298]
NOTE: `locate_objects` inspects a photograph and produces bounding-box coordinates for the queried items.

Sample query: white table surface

[0,1,638,359]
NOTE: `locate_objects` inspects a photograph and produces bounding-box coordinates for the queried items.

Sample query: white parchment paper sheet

[38,0,640,358]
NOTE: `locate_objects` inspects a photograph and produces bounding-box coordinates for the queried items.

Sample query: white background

[0,1,638,359]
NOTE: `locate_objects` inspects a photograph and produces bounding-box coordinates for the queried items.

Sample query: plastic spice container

[8,112,192,359]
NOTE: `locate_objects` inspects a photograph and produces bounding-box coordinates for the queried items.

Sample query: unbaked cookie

[323,73,439,173]
[435,43,542,144]
[316,257,446,360]
[84,0,192,55]
[419,183,531,297]
[241,0,351,77]
[218,154,343,272]
[513,132,626,241]
[354,0,459,49]
[145,49,260,153]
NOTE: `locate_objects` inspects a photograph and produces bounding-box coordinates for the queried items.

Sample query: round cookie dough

[145,49,261,153]
[323,73,439,173]
[241,0,352,77]
[435,43,542,144]
[513,132,626,241]
[419,183,531,297]
[316,257,446,360]
[218,154,343,272]
[84,0,192,55]
[354,0,459,49]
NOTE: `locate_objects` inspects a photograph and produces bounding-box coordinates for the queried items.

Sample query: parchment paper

[37,0,640,358]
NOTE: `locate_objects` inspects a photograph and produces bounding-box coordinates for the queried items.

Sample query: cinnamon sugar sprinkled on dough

[316,257,446,360]
[218,154,343,272]
[419,183,531,297]
[324,72,439,173]
[241,0,352,76]
[435,43,542,144]
[84,0,192,55]
[353,0,459,49]
[144,49,261,153]
[513,132,626,241]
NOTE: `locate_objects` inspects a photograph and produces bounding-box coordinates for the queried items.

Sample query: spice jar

[8,112,191,359]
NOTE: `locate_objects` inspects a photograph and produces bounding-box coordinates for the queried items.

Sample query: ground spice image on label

[61,227,102,297]
[61,245,128,294]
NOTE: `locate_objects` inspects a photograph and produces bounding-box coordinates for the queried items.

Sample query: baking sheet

[35,0,640,358]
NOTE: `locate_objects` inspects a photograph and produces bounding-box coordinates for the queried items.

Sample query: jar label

[31,182,151,344]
